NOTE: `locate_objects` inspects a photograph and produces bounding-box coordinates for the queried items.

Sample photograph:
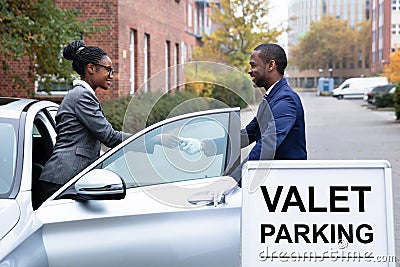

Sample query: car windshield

[0,120,18,198]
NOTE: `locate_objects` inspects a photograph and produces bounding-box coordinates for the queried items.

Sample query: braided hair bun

[63,40,87,61]
[63,40,107,76]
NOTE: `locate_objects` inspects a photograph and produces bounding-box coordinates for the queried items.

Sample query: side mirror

[74,169,126,200]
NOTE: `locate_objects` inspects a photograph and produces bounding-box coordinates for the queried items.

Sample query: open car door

[37,107,242,267]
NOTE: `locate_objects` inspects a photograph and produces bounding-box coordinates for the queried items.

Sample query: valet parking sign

[241,160,395,266]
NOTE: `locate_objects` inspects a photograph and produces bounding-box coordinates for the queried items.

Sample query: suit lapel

[265,78,287,102]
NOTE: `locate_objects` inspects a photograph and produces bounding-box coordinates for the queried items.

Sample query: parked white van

[332,77,388,99]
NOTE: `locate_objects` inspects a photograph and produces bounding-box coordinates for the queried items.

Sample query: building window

[174,43,179,89]
[194,4,198,35]
[165,41,170,93]
[181,42,187,63]
[393,0,400,10]
[35,46,77,95]
[144,33,150,93]
[198,5,203,36]
[35,78,75,95]
[342,2,348,21]
[188,2,192,27]
[130,29,137,95]
[350,1,355,28]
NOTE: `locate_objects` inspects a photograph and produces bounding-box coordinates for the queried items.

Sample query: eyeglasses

[93,63,114,77]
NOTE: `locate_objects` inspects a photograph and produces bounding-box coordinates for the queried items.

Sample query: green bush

[101,96,131,131]
[394,84,400,120]
[375,93,394,108]
[210,85,248,109]
[102,91,217,134]
[184,63,256,108]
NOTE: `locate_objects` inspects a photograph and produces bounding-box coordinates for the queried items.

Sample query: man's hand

[179,137,203,155]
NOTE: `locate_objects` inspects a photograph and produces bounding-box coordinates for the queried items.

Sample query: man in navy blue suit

[180,43,306,182]
[243,43,307,161]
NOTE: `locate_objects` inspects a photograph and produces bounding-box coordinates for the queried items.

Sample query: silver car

[0,97,242,267]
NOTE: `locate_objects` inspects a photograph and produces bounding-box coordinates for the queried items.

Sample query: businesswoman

[35,40,130,208]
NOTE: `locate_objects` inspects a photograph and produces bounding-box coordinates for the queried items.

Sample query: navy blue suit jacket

[242,78,307,160]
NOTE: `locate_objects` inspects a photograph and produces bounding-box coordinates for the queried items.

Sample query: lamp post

[318,69,323,77]
[328,68,333,78]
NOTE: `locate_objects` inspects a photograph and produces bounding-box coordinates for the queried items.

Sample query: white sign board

[241,160,395,266]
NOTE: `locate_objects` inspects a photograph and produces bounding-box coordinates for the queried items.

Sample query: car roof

[0,97,38,119]
[372,84,394,91]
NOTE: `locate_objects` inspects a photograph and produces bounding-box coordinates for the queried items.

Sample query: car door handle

[187,191,225,207]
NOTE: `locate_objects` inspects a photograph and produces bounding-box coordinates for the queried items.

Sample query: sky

[268,0,288,28]
[268,0,289,48]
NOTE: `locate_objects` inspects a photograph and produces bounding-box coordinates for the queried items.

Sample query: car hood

[0,200,20,241]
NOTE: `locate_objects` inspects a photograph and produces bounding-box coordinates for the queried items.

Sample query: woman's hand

[155,133,179,148]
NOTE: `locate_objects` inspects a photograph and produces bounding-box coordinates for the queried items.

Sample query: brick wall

[118,0,185,94]
[55,0,120,102]
[57,0,186,99]
[1,0,200,102]
[0,57,34,99]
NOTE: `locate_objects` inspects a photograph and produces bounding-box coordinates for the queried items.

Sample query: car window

[342,83,350,89]
[101,112,230,188]
[32,112,55,167]
[0,121,17,198]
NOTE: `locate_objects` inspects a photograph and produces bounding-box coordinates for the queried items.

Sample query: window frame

[0,119,19,199]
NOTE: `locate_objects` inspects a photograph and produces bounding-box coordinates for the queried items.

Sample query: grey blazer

[39,84,127,185]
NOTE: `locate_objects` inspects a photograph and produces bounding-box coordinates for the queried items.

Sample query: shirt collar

[73,79,96,97]
[265,79,281,95]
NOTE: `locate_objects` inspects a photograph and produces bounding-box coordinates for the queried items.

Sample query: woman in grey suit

[36,40,131,208]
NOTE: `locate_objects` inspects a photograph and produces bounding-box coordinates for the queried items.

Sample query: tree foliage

[394,84,400,120]
[290,15,370,70]
[192,0,284,70]
[383,50,400,83]
[0,0,98,93]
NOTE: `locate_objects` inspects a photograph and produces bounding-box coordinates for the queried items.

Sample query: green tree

[0,0,98,93]
[290,15,370,70]
[193,0,284,70]
[383,51,400,120]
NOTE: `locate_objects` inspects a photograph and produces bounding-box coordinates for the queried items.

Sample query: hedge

[375,93,394,108]
[102,91,222,134]
[394,84,400,120]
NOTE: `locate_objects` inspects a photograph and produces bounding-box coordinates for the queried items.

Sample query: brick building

[0,0,213,102]
[370,0,393,74]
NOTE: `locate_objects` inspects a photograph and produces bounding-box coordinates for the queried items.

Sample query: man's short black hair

[254,43,287,75]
